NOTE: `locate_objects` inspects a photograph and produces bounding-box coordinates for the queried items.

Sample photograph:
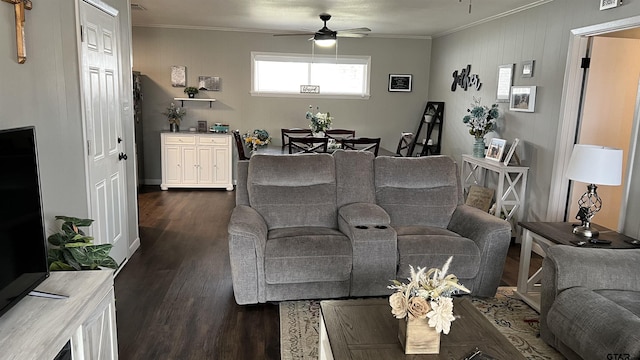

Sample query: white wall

[428,1,640,222]
[0,0,138,252]
[131,27,431,183]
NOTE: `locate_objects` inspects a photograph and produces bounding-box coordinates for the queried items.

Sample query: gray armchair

[540,245,640,360]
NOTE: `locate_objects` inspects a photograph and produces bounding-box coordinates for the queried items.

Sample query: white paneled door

[79,1,128,266]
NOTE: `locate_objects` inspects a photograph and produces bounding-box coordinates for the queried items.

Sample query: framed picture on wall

[509,86,537,112]
[388,74,412,92]
[198,76,221,91]
[486,138,507,162]
[171,65,186,87]
[521,60,535,78]
[496,64,514,102]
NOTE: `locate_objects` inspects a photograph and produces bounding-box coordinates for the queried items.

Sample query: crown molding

[432,0,554,38]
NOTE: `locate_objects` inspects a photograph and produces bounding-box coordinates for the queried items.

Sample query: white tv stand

[0,271,118,360]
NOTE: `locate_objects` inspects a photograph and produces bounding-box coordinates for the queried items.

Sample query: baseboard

[129,236,141,255]
[142,179,161,185]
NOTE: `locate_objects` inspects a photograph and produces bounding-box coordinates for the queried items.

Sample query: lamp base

[573,225,599,239]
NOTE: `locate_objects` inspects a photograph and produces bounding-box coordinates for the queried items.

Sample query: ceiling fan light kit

[275,13,369,47]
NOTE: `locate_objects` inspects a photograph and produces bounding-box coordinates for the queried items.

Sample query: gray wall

[131,27,431,183]
[0,0,138,248]
[428,1,640,222]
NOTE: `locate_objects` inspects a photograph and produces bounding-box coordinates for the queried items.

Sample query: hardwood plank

[115,186,535,359]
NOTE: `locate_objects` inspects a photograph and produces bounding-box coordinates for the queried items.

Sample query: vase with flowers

[462,97,500,158]
[243,129,271,152]
[163,102,186,132]
[305,105,333,137]
[388,257,470,354]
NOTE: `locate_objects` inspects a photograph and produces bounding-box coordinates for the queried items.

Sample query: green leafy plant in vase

[184,86,199,98]
[47,216,118,271]
[163,102,186,132]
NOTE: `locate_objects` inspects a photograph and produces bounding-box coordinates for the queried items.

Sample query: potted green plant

[184,86,199,98]
[47,216,118,271]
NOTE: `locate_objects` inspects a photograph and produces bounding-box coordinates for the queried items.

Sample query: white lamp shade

[566,144,623,185]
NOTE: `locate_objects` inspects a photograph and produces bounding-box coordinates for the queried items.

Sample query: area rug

[279,287,564,360]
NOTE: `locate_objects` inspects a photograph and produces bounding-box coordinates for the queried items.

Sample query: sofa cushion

[333,150,376,207]
[547,287,640,360]
[396,225,480,279]
[375,156,461,228]
[248,154,337,229]
[264,227,352,284]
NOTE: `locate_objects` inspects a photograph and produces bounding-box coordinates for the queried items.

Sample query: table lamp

[565,144,623,239]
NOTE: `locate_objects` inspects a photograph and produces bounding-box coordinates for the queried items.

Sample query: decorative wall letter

[451,65,482,91]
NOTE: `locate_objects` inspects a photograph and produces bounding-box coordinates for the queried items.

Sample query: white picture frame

[496,64,514,102]
[503,138,520,166]
[509,85,537,112]
[600,0,620,10]
[486,138,507,162]
[170,65,186,87]
[521,60,535,78]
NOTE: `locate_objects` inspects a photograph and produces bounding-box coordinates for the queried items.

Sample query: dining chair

[281,128,313,150]
[395,132,414,157]
[288,136,329,154]
[340,137,381,156]
[325,129,356,141]
[232,129,249,160]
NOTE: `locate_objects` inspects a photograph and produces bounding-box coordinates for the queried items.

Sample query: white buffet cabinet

[161,132,233,191]
[0,271,118,360]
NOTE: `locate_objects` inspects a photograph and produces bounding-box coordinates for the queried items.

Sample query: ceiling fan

[274,14,371,47]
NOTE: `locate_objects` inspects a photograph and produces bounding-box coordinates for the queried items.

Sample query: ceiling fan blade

[337,27,371,33]
[273,32,315,37]
[337,33,368,38]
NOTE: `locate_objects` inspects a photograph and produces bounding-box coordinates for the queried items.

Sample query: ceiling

[130,0,552,38]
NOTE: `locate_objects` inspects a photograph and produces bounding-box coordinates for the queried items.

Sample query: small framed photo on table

[486,138,507,162]
[388,74,412,92]
[197,121,208,132]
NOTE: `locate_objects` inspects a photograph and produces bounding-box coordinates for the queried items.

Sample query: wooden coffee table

[319,297,525,360]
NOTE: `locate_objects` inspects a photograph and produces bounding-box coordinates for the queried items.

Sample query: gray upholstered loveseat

[540,246,640,360]
[228,150,511,304]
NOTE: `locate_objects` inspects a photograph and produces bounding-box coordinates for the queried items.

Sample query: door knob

[119,152,128,161]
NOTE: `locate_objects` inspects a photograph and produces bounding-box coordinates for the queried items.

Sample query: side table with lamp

[514,144,640,312]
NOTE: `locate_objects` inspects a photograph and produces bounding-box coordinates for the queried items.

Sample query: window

[251,52,371,99]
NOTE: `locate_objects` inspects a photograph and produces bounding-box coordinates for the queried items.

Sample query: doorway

[548,16,640,238]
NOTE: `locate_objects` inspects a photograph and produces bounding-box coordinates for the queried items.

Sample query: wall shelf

[174,97,216,108]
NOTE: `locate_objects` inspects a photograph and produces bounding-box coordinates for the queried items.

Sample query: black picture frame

[197,120,208,132]
[388,74,412,92]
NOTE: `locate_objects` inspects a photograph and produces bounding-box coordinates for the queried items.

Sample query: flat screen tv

[0,126,50,317]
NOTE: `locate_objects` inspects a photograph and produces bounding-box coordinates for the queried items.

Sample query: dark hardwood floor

[115,186,542,360]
